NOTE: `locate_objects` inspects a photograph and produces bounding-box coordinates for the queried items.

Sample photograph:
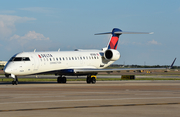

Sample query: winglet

[169,58,176,69]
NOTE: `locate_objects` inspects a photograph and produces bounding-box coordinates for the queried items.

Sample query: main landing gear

[86,75,96,84]
[12,76,18,85]
[57,76,67,83]
[57,75,97,84]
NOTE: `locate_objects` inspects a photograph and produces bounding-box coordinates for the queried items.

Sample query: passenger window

[56,58,58,61]
[94,57,96,59]
[72,57,74,60]
[83,57,85,59]
[69,57,71,60]
[89,56,91,59]
[63,57,65,60]
[50,58,52,61]
[59,57,61,60]
[80,57,82,60]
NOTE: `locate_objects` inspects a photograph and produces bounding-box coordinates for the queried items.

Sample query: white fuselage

[4,50,115,76]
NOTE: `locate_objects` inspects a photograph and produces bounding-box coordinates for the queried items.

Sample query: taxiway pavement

[0,80,180,117]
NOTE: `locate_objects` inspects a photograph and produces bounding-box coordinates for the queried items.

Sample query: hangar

[0,61,7,66]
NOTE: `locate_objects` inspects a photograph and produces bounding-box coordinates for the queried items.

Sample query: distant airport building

[0,61,7,66]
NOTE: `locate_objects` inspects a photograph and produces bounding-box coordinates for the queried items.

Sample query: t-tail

[107,28,122,50]
[95,28,153,50]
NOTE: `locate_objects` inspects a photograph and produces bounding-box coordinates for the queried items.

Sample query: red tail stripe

[109,36,119,49]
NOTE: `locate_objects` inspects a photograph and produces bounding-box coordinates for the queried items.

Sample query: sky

[0,0,180,66]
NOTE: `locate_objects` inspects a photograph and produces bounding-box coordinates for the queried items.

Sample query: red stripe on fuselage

[38,55,41,58]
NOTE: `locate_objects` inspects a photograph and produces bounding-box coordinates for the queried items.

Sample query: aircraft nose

[4,67,11,74]
[4,62,13,74]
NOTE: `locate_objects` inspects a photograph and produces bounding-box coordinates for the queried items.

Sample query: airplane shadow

[0,81,57,85]
[0,81,87,85]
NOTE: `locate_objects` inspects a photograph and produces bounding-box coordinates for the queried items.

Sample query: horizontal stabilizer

[95,31,153,35]
[114,31,154,34]
[95,32,112,35]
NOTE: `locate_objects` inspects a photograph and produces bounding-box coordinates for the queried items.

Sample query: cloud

[19,7,54,14]
[0,15,36,38]
[10,31,49,41]
[132,42,143,45]
[10,31,49,46]
[5,31,51,52]
[148,39,161,45]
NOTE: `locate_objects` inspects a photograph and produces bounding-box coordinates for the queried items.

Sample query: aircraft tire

[12,81,15,85]
[86,76,91,84]
[57,77,66,83]
[57,77,61,83]
[91,77,96,84]
[62,77,66,83]
[15,77,18,85]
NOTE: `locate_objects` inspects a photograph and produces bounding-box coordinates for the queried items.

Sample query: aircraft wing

[37,67,167,76]
[73,67,166,74]
[37,58,176,75]
[73,58,176,74]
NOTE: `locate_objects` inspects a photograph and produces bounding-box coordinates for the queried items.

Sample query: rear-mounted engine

[104,49,120,61]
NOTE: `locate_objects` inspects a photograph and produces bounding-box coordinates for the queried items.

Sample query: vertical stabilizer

[107,28,122,50]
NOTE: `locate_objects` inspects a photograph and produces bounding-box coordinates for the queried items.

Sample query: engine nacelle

[104,49,120,61]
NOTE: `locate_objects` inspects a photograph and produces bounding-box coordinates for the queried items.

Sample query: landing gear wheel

[15,80,18,85]
[57,76,67,83]
[12,76,18,85]
[57,77,61,83]
[86,75,96,84]
[62,77,66,83]
[86,76,91,84]
[91,77,96,84]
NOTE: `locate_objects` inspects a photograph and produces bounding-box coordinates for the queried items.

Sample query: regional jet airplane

[3,28,175,85]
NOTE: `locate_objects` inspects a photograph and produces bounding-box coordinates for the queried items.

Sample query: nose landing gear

[12,76,18,85]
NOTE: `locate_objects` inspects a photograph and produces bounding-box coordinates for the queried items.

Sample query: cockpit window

[10,57,30,61]
[14,57,22,61]
[22,57,30,61]
[9,57,15,61]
